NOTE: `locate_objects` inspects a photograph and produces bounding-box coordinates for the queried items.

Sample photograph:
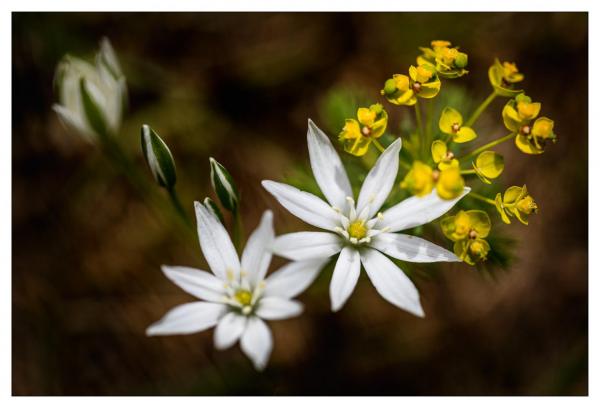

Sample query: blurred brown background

[12,12,588,395]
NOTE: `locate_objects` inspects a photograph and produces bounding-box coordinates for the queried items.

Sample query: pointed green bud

[454,52,468,69]
[209,157,240,213]
[140,124,177,190]
[203,197,225,224]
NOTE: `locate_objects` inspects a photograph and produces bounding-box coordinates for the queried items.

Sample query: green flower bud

[140,124,177,190]
[382,78,397,96]
[454,52,468,69]
[209,157,240,213]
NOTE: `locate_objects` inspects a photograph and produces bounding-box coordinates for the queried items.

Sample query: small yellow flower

[417,40,469,78]
[431,140,459,171]
[503,93,556,155]
[401,157,464,200]
[339,103,388,156]
[436,167,465,200]
[488,59,525,97]
[438,107,477,143]
[400,160,435,197]
[381,63,441,106]
[494,185,538,225]
[441,210,491,265]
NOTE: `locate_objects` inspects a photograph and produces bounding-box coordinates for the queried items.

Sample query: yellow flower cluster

[333,39,556,267]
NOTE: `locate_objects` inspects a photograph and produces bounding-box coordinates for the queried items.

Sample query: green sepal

[203,197,225,224]
[79,78,108,138]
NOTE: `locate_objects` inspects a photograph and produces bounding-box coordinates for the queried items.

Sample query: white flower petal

[256,297,303,320]
[241,211,274,285]
[330,246,361,312]
[214,312,247,350]
[380,187,470,232]
[360,248,424,317]
[161,265,226,302]
[370,233,460,263]
[53,104,95,142]
[240,316,273,371]
[146,301,225,336]
[272,232,342,261]
[356,139,402,219]
[307,119,353,210]
[263,258,329,299]
[194,201,240,280]
[262,180,340,231]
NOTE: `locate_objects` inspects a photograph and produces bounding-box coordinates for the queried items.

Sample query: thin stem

[460,169,477,175]
[168,188,193,228]
[459,132,516,163]
[372,139,385,153]
[464,91,497,128]
[414,101,425,159]
[469,192,496,206]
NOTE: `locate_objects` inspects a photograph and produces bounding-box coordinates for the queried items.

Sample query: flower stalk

[464,91,497,127]
[459,132,516,162]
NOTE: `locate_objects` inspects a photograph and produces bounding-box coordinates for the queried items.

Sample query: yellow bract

[472,150,504,184]
[436,167,465,200]
[400,160,435,197]
[441,210,492,265]
[438,107,478,143]
[488,58,524,97]
[503,94,557,155]
[381,63,441,106]
[339,103,388,156]
[494,185,538,225]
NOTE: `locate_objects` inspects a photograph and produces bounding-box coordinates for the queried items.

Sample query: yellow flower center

[361,126,371,136]
[451,123,460,133]
[503,62,519,77]
[416,65,433,83]
[520,124,531,135]
[517,101,537,119]
[348,221,367,240]
[470,240,485,255]
[517,196,538,214]
[234,290,253,306]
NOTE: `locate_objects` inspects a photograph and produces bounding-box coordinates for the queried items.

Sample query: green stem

[465,91,497,127]
[168,188,192,228]
[469,192,496,206]
[459,132,516,163]
[372,139,385,153]
[414,101,425,159]
[460,169,477,175]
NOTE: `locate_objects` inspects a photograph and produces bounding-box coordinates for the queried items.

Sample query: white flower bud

[141,125,177,190]
[52,38,127,142]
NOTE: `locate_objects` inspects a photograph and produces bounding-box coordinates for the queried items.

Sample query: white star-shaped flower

[262,120,470,316]
[147,202,326,370]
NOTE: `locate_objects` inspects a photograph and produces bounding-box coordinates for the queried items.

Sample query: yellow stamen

[348,221,367,240]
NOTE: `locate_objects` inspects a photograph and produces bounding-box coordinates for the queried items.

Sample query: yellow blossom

[503,94,556,155]
[417,40,469,78]
[494,185,538,225]
[438,107,477,143]
[400,160,435,197]
[381,63,441,106]
[441,210,491,265]
[339,103,388,156]
[401,157,464,200]
[488,59,525,96]
[431,140,459,171]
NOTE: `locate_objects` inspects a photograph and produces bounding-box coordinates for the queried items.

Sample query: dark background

[12,12,588,395]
